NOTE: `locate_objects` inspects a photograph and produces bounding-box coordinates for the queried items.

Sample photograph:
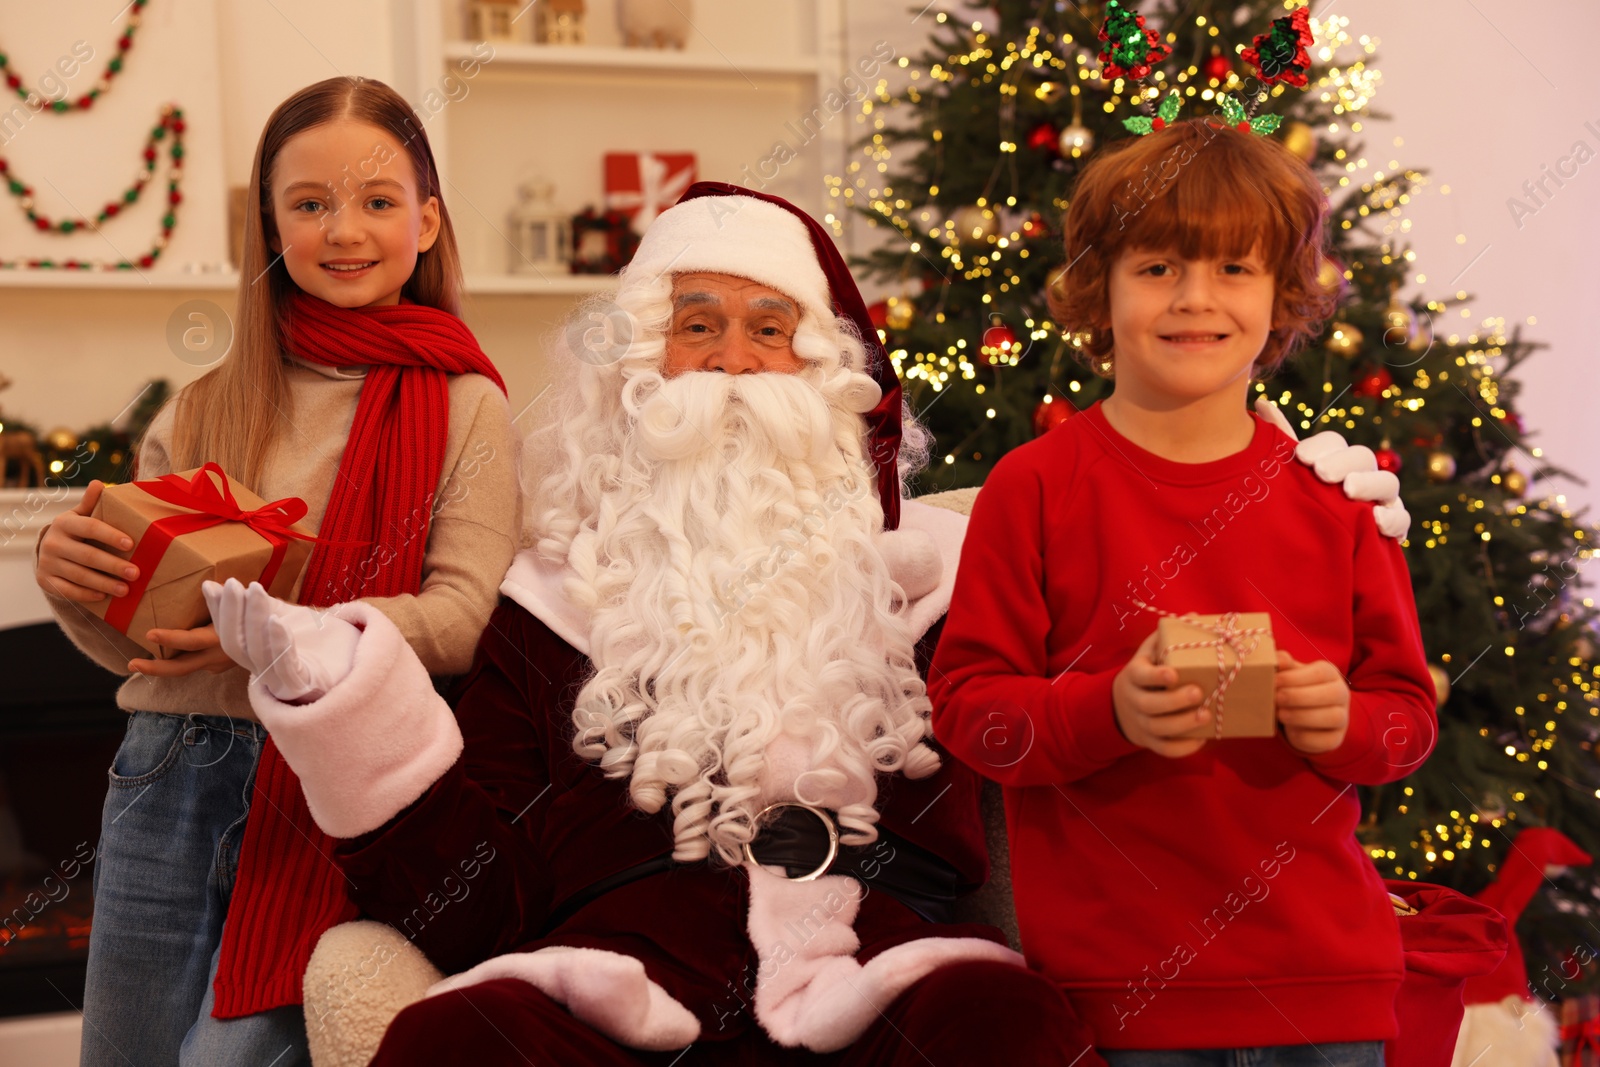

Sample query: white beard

[551,368,940,865]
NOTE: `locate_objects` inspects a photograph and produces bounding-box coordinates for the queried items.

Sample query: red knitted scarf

[212,289,505,1017]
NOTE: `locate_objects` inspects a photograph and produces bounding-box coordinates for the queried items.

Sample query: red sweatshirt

[929,401,1436,1049]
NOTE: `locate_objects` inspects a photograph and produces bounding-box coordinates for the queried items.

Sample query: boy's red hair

[1047,118,1342,374]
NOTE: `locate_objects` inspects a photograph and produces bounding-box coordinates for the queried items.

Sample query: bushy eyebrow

[750,296,797,316]
[674,291,720,310]
[672,291,798,316]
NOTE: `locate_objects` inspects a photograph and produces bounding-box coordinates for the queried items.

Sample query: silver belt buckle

[743,802,839,882]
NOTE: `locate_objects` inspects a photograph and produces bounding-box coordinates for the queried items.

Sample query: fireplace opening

[0,622,125,1018]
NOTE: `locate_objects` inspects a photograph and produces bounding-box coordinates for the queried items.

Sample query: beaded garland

[0,0,149,113]
[0,103,185,272]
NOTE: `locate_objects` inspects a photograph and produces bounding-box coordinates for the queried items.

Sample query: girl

[34,76,521,1066]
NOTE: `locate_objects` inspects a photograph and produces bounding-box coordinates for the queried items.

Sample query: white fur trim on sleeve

[246,601,463,839]
[426,946,699,1052]
[744,863,1023,1052]
[1452,996,1560,1067]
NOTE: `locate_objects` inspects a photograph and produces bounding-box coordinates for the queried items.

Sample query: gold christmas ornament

[44,426,80,453]
[1283,121,1317,163]
[1381,295,1416,348]
[1502,467,1528,498]
[1427,664,1450,710]
[1059,97,1093,159]
[951,205,998,245]
[1425,450,1457,483]
[1059,123,1095,158]
[885,294,915,332]
[1326,321,1364,358]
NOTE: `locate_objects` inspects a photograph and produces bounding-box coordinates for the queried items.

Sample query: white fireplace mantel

[0,488,85,631]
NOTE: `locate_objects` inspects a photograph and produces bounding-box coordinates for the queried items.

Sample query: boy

[929,120,1435,1060]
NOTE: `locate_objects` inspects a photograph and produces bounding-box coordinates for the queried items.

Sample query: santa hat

[1462,826,1591,1005]
[618,181,904,530]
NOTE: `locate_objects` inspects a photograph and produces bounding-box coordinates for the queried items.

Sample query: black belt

[541,803,965,934]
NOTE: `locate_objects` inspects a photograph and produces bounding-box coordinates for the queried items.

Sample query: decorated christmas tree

[838,0,1600,994]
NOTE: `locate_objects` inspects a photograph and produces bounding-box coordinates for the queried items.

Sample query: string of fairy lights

[826,2,1600,884]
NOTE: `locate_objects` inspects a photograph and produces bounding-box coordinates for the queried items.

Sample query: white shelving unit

[394,0,849,294]
[0,270,241,292]
[440,40,825,78]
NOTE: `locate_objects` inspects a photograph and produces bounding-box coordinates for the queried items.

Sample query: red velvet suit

[335,598,1099,1064]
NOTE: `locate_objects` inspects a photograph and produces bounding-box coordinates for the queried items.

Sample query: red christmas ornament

[1033,397,1074,437]
[1026,122,1060,154]
[1202,52,1234,83]
[982,321,1019,362]
[866,300,889,330]
[1020,212,1049,239]
[1353,367,1393,398]
[1375,448,1402,474]
[1499,410,1524,434]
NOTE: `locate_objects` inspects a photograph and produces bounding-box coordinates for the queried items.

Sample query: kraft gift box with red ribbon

[87,463,319,658]
[1154,612,1277,739]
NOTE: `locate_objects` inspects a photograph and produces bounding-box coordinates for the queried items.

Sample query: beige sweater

[42,358,522,722]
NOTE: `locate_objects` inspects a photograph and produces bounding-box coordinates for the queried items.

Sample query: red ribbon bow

[103,463,334,634]
[1565,1016,1600,1054]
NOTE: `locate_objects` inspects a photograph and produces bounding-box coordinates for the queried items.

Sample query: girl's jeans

[80,711,309,1067]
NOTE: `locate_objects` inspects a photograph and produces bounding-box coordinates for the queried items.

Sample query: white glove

[1255,398,1411,541]
[874,527,942,601]
[203,578,361,703]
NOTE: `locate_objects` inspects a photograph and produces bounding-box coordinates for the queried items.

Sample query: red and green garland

[1096,0,1173,81]
[0,103,185,272]
[1241,8,1315,88]
[0,0,148,112]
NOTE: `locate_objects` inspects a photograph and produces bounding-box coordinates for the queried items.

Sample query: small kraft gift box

[1154,612,1277,739]
[86,463,317,658]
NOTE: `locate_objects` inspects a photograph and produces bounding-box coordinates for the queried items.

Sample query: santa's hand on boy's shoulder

[1113,631,1210,759]
[201,578,360,704]
[1254,398,1411,540]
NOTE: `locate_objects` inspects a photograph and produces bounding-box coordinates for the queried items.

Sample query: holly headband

[1098,1,1314,138]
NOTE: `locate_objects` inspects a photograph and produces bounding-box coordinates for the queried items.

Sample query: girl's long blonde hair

[167,76,464,486]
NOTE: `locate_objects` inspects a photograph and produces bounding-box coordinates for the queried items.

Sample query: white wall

[1332,0,1600,518]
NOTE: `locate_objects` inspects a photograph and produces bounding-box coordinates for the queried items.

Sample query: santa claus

[204,183,1410,1065]
[204,183,1105,1065]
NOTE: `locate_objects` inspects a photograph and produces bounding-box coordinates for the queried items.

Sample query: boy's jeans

[80,711,310,1067]
[1103,1044,1384,1067]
